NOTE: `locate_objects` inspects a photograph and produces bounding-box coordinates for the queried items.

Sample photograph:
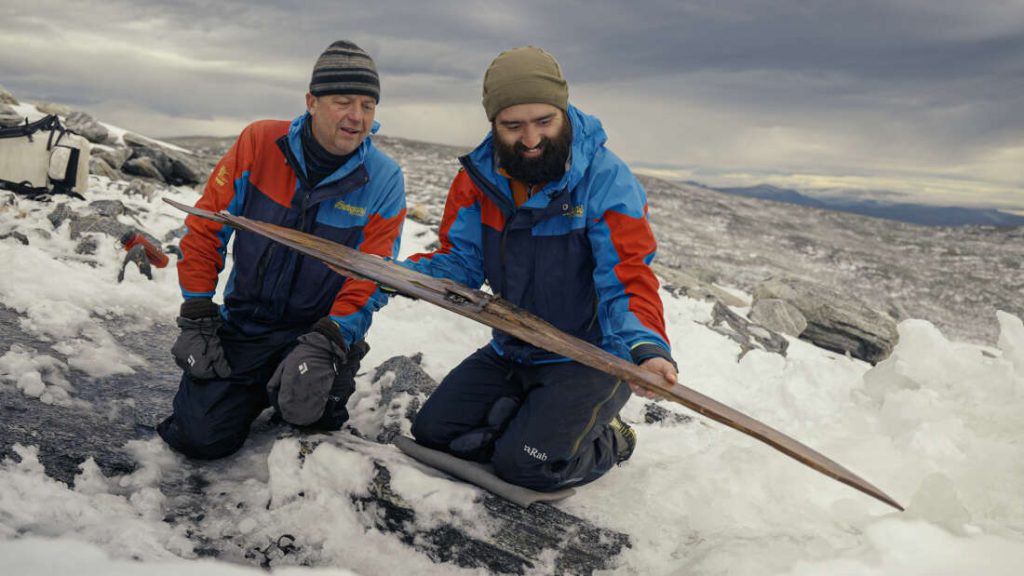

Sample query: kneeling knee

[492,442,561,492]
[158,417,246,460]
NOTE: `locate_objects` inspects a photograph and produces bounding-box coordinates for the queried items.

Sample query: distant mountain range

[694,183,1024,227]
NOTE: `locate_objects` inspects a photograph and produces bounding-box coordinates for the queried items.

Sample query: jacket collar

[286,112,380,188]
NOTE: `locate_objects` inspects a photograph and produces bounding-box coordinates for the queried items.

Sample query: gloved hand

[170,298,231,380]
[268,317,359,428]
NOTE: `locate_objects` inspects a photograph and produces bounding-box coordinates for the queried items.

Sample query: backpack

[0,114,90,200]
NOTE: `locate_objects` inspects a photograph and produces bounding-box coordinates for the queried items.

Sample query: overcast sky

[2,0,1021,209]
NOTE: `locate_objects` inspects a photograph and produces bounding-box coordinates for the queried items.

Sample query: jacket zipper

[459,156,515,297]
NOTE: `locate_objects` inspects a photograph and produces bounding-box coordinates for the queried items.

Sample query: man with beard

[402,46,676,491]
[158,41,406,459]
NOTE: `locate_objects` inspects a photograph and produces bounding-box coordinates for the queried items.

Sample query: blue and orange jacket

[405,105,671,365]
[177,113,406,346]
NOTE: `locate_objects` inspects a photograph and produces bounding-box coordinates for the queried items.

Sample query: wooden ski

[165,197,904,511]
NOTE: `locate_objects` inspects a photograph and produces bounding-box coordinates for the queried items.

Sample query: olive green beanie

[482,46,569,121]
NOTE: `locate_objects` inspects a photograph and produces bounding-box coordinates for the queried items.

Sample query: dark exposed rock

[169,154,205,185]
[65,111,109,144]
[69,214,132,240]
[643,402,694,426]
[94,147,132,171]
[0,231,30,245]
[371,354,437,444]
[75,235,98,255]
[47,203,75,228]
[122,156,165,181]
[122,132,205,185]
[89,156,119,180]
[753,277,898,364]
[351,460,632,575]
[88,199,128,218]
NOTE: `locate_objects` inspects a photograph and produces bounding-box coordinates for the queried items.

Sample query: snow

[2,165,1024,575]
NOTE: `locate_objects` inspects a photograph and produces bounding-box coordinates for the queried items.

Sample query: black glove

[170,298,232,380]
[268,317,366,428]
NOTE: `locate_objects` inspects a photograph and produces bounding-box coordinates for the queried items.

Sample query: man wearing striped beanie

[159,41,406,460]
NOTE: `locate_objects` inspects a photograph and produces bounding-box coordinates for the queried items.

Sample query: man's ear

[305,93,316,114]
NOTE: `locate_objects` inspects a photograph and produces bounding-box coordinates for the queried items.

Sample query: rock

[122,134,204,185]
[75,236,98,255]
[94,147,132,171]
[0,84,18,105]
[34,101,72,117]
[69,214,132,240]
[47,203,75,229]
[121,156,166,182]
[123,133,174,181]
[88,199,128,218]
[704,301,789,360]
[653,263,748,307]
[754,277,898,364]
[89,157,120,180]
[643,403,693,426]
[371,354,437,444]
[0,104,24,128]
[351,459,632,575]
[0,231,30,246]
[750,298,808,337]
[125,179,158,201]
[168,153,205,185]
[65,111,109,144]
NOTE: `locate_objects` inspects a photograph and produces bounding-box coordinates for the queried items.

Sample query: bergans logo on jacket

[177,113,406,344]
[405,105,670,365]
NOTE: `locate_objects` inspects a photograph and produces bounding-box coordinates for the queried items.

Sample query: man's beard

[495,120,572,185]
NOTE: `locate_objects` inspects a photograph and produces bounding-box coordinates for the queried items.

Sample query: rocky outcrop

[653,263,748,307]
[65,111,110,144]
[89,157,120,180]
[34,101,71,117]
[123,132,205,186]
[753,277,898,364]
[0,104,22,128]
[93,146,132,171]
[0,87,208,188]
[121,156,165,181]
[750,298,808,337]
[0,84,18,106]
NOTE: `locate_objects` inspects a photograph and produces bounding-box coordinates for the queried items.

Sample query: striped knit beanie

[482,46,568,120]
[309,40,380,102]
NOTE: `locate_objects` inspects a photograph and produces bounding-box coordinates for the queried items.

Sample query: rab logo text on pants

[523,444,548,461]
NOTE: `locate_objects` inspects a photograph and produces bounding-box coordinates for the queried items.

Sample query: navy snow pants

[411,345,632,491]
[157,325,363,460]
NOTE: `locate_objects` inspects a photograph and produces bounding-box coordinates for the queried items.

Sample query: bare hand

[632,357,678,399]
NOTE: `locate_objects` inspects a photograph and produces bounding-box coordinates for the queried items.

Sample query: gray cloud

[1,0,1021,206]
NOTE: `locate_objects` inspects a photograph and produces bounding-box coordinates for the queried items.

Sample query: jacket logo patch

[334,200,367,217]
[562,205,584,217]
[523,444,548,461]
[214,165,230,187]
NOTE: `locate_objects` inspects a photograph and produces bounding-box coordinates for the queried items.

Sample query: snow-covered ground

[2,166,1024,575]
